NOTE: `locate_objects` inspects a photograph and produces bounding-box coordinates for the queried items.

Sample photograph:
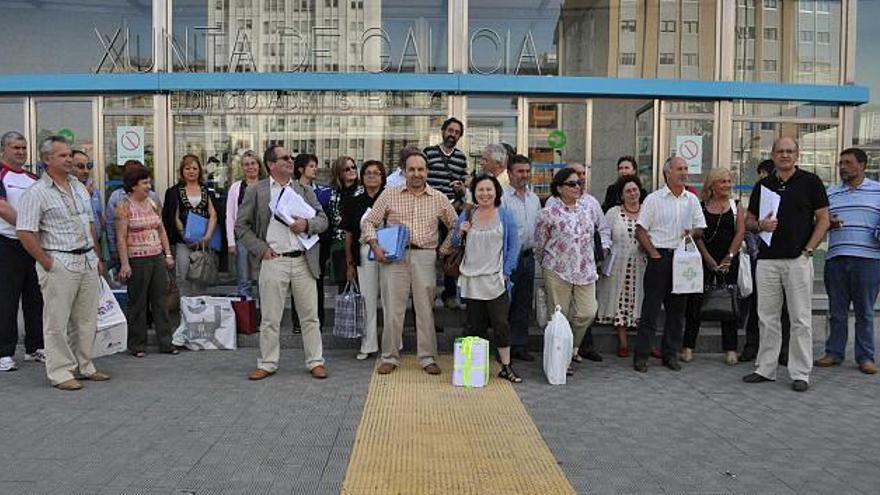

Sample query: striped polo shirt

[0,163,38,239]
[827,178,880,260]
[424,145,468,200]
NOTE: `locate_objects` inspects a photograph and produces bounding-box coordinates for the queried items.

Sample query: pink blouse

[123,198,163,258]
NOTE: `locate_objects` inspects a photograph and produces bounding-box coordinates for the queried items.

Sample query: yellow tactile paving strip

[341,355,576,495]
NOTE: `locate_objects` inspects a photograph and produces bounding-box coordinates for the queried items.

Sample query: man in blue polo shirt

[814,148,880,374]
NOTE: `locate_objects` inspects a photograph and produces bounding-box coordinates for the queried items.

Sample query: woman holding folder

[162,154,219,296]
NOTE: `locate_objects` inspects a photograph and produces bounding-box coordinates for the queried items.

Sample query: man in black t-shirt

[742,137,829,392]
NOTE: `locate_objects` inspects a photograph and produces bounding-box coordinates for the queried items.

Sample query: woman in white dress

[596,175,647,357]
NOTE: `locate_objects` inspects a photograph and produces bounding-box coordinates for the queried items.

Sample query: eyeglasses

[75,162,94,170]
[275,155,293,161]
[562,181,581,188]
[774,149,797,155]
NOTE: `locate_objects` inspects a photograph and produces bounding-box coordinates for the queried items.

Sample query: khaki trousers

[257,256,324,372]
[379,249,437,367]
[357,244,380,355]
[543,269,597,350]
[35,262,99,385]
[755,256,814,382]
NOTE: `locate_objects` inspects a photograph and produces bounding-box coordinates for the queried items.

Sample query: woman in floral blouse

[535,167,600,377]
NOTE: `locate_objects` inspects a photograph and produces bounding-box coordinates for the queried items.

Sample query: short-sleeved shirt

[637,186,707,249]
[16,173,98,272]
[361,185,457,249]
[748,167,829,260]
[0,163,38,239]
[826,178,880,260]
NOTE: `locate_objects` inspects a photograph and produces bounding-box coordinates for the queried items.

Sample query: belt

[48,247,92,255]
[408,245,432,250]
[278,250,305,258]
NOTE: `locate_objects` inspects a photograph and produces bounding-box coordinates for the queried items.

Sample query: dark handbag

[700,272,739,321]
[166,269,181,314]
[443,207,473,278]
[231,298,259,335]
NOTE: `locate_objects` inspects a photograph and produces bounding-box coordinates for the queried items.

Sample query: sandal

[571,354,583,363]
[131,351,146,358]
[498,365,523,383]
[617,346,629,358]
[160,348,180,355]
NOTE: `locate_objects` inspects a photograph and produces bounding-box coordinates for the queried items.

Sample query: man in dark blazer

[235,145,329,380]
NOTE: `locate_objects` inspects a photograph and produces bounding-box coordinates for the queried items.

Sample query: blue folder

[184,212,222,251]
[368,225,409,262]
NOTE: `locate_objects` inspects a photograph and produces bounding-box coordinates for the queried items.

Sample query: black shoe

[792,380,809,392]
[292,325,302,335]
[566,366,575,376]
[499,364,523,383]
[633,359,648,373]
[738,352,756,362]
[511,348,535,362]
[778,355,789,367]
[662,359,681,371]
[742,372,774,383]
[580,349,603,362]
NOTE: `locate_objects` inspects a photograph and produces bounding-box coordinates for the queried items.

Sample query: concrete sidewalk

[1,343,879,494]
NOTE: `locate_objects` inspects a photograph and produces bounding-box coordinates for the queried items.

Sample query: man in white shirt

[633,156,706,373]
[501,154,542,361]
[480,143,510,187]
[235,145,329,380]
[0,132,44,372]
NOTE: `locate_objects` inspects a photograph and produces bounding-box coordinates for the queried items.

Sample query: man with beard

[424,117,469,309]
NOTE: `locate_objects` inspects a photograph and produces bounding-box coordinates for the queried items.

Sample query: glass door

[524,99,588,198]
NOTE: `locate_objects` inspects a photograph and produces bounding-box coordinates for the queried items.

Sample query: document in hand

[184,212,222,251]
[758,185,781,246]
[368,224,409,262]
[270,185,320,250]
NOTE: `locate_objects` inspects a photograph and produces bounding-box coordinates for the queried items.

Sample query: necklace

[622,204,640,214]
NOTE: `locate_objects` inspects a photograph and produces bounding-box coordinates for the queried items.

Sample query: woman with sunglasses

[535,167,601,377]
[327,156,362,289]
[341,160,386,360]
[294,153,332,329]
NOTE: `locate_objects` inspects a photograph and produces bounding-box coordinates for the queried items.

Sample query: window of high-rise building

[762,59,777,71]
[621,20,637,33]
[683,21,699,34]
[659,53,675,65]
[800,31,814,42]
[661,21,677,33]
[764,0,778,8]
[764,27,778,40]
[683,53,699,66]
[619,53,636,66]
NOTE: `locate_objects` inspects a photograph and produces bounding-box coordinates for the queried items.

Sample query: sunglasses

[275,155,293,161]
[562,180,581,188]
[344,166,357,172]
[75,162,94,170]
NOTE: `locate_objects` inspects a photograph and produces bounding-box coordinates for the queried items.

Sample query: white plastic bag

[93,278,127,358]
[672,236,703,294]
[543,305,573,385]
[172,296,237,350]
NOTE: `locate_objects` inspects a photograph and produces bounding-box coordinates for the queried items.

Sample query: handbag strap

[460,205,474,247]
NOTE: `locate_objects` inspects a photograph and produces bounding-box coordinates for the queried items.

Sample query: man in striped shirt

[17,136,109,390]
[424,117,468,308]
[815,148,880,374]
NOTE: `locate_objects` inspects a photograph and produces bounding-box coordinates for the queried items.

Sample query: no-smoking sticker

[117,126,145,164]
[675,135,703,174]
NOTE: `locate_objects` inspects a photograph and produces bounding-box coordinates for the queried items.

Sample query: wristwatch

[803,248,814,257]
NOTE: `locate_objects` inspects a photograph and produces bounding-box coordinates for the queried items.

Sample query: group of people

[1,119,877,392]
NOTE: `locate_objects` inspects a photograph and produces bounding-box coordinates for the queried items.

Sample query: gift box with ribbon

[452,336,490,388]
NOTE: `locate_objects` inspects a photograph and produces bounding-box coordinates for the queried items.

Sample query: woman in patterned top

[535,168,600,377]
[596,175,647,357]
[161,154,219,296]
[116,163,177,357]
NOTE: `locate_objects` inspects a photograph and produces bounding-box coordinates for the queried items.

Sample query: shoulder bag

[443,206,473,278]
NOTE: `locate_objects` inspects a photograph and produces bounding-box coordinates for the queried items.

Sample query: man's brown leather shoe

[377,362,396,374]
[82,371,111,381]
[859,361,878,374]
[310,365,328,379]
[423,363,442,375]
[248,368,275,380]
[55,379,83,391]
[814,355,841,367]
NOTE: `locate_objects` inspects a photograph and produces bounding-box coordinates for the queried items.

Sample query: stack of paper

[270,185,319,250]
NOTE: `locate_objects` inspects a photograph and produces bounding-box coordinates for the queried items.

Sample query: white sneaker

[0,356,17,372]
[24,349,47,363]
[356,352,370,360]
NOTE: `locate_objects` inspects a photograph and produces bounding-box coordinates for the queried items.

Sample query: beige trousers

[755,256,814,382]
[257,256,324,372]
[543,269,598,349]
[379,249,437,367]
[357,244,380,355]
[35,262,99,385]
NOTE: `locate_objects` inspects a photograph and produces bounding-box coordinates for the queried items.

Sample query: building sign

[675,135,703,174]
[171,91,444,114]
[117,126,145,164]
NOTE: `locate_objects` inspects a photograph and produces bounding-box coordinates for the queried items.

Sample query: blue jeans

[823,256,880,364]
[236,246,254,298]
